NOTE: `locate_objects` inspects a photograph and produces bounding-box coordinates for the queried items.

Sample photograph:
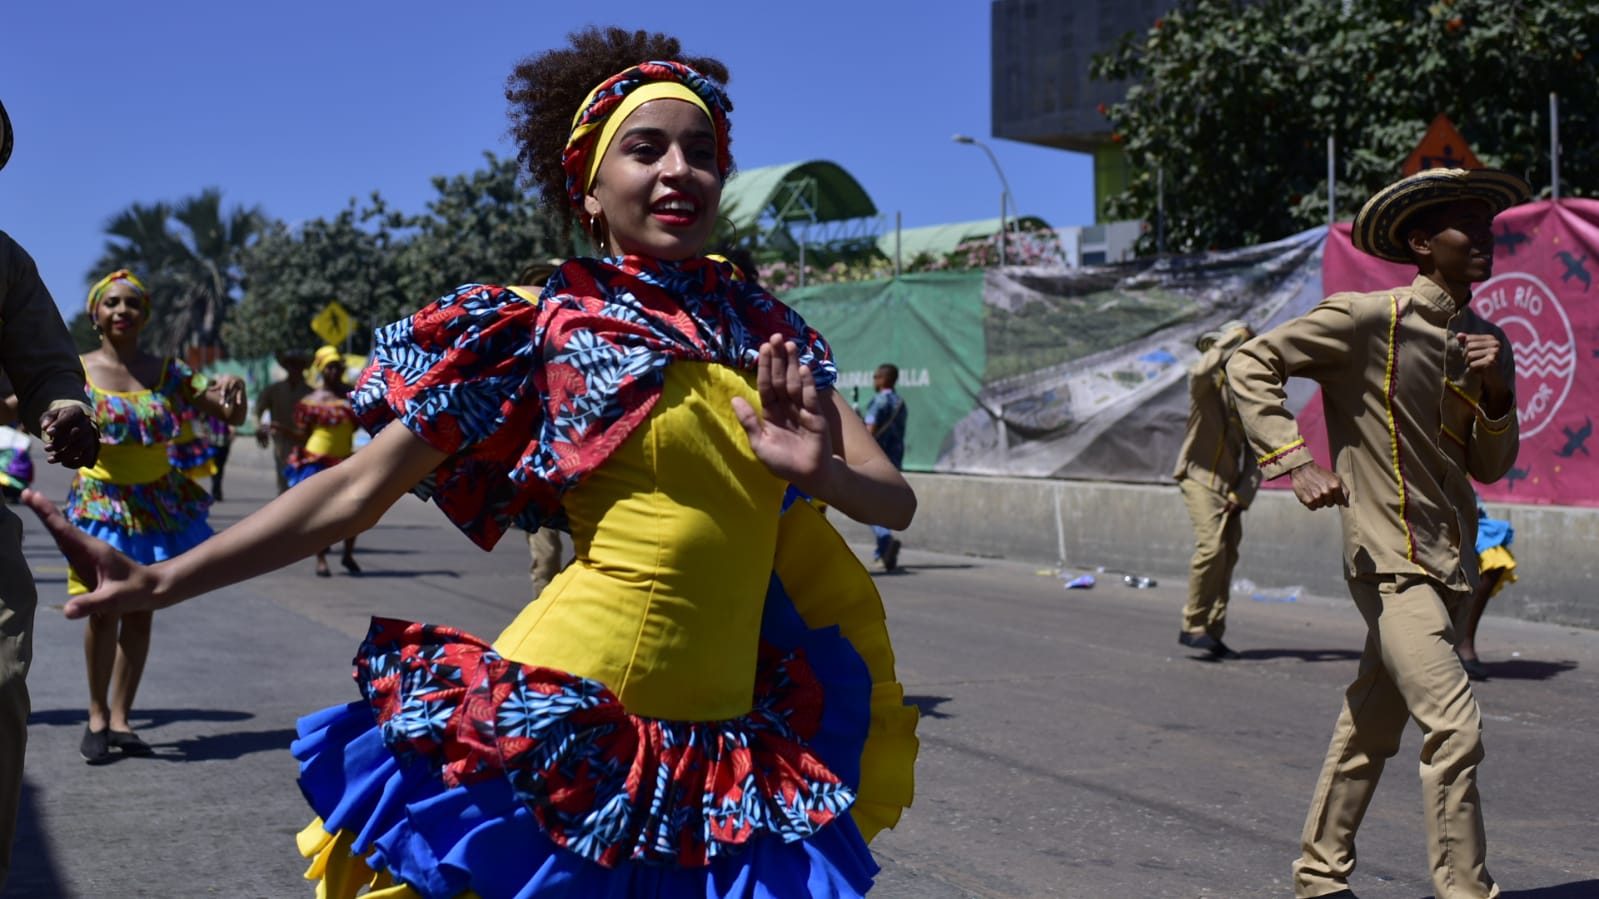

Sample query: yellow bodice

[492,362,785,721]
[78,442,171,484]
[306,420,356,457]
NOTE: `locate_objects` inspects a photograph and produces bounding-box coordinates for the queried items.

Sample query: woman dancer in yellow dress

[69,271,245,763]
[283,346,361,576]
[29,27,918,896]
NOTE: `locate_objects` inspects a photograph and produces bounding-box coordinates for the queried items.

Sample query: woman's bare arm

[27,422,448,619]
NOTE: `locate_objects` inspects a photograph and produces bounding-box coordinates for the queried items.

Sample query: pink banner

[1282,199,1599,506]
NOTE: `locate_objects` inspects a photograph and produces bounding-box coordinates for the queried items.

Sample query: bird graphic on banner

[1554,252,1591,292]
[1555,417,1592,458]
[1504,465,1531,490]
[1494,224,1529,256]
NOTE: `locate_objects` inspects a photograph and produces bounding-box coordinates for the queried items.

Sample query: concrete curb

[884,472,1598,631]
[225,443,1598,631]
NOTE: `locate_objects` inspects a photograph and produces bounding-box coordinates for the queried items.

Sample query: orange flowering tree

[1092,0,1597,254]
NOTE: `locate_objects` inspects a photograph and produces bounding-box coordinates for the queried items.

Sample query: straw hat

[0,99,13,172]
[1351,168,1531,263]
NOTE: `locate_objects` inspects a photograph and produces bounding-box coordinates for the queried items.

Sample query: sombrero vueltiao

[0,99,13,173]
[1351,167,1531,264]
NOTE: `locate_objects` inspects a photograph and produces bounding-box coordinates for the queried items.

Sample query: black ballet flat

[108,730,154,756]
[80,726,113,765]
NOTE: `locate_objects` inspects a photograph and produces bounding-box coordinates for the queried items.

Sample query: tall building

[991,0,1166,226]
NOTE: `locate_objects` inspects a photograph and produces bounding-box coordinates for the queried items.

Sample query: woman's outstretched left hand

[733,334,834,492]
[20,489,164,620]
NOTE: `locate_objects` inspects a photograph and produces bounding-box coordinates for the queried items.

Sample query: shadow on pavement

[332,569,461,580]
[905,695,954,719]
[867,564,977,578]
[1502,881,1599,898]
[1235,648,1363,663]
[1479,658,1578,681]
[156,727,300,762]
[28,707,254,728]
[6,780,65,898]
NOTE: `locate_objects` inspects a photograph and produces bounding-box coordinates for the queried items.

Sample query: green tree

[1092,0,1598,254]
[89,189,265,353]
[225,196,408,358]
[225,154,568,357]
[392,152,574,302]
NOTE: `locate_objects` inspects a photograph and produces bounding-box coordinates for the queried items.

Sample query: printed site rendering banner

[783,200,1596,510]
[787,229,1329,481]
[1315,199,1599,507]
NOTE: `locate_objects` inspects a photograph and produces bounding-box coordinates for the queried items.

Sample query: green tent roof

[875,216,1052,261]
[720,161,878,235]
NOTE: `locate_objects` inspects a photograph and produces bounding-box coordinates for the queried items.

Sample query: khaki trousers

[1294,574,1497,899]
[527,528,567,598]
[1178,478,1241,638]
[0,505,37,891]
[271,436,294,494]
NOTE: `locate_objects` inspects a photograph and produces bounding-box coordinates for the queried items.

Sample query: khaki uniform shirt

[1172,345,1261,507]
[1226,275,1519,592]
[255,379,312,434]
[0,231,92,433]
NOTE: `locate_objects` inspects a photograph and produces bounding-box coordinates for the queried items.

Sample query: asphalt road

[7,448,1597,898]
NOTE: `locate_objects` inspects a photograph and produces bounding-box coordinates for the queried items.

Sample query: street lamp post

[953,134,1019,266]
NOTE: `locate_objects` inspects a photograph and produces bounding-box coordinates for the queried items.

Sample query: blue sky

[0,1,1096,321]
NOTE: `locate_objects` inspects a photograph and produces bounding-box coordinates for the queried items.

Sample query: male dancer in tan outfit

[1173,320,1259,659]
[1227,168,1528,899]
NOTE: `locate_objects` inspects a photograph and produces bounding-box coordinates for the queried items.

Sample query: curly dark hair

[506,27,732,225]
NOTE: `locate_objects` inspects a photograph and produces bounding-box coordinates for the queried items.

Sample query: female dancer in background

[282,345,361,577]
[32,28,918,895]
[69,270,245,763]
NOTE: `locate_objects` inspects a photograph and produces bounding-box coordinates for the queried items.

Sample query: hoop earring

[586,215,609,257]
[716,214,739,244]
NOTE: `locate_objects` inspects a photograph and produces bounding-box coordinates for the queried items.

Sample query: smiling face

[582,99,722,261]
[1407,199,1497,286]
[93,282,148,339]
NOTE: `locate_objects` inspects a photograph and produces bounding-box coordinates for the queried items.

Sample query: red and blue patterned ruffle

[284,450,344,488]
[356,618,855,868]
[293,567,880,898]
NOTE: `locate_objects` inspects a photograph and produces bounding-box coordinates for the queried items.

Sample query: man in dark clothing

[0,97,103,890]
[864,363,907,570]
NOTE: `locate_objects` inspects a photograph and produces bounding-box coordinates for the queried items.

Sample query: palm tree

[89,189,265,356]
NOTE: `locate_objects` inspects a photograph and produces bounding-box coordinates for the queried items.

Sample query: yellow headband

[580,82,713,194]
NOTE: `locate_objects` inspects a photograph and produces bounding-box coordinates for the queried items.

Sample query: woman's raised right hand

[20,489,168,619]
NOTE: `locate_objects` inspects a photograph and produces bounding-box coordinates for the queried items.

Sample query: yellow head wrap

[313,345,344,373]
[87,269,150,315]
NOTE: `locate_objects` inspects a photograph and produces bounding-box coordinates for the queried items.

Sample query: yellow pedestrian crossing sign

[311,301,354,347]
